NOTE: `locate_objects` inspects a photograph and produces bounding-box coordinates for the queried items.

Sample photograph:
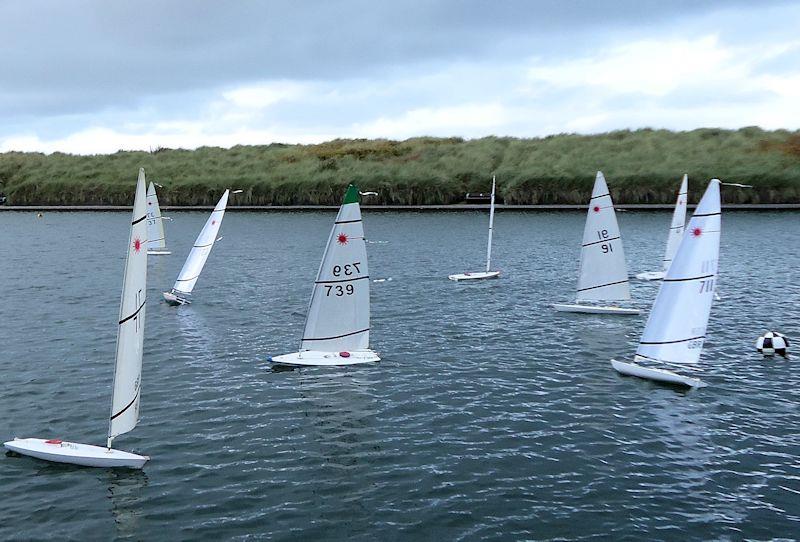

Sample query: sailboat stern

[163,290,191,305]
[269,349,380,367]
[610,358,706,388]
[4,438,149,469]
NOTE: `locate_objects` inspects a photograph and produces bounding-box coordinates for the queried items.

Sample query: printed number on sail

[597,229,613,253]
[325,284,355,297]
[332,262,361,276]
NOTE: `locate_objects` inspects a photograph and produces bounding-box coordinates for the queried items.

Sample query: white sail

[301,184,370,352]
[576,171,631,301]
[486,175,496,272]
[108,168,149,445]
[637,179,721,365]
[662,174,688,272]
[172,190,229,294]
[145,182,167,251]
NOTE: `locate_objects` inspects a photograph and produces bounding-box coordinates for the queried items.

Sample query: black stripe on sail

[693,211,721,217]
[640,335,705,345]
[669,225,683,230]
[590,193,610,200]
[577,279,628,292]
[119,299,146,325]
[193,242,214,248]
[663,273,714,282]
[110,388,140,421]
[211,209,225,213]
[316,276,369,284]
[131,215,147,225]
[335,219,362,225]
[582,236,620,247]
[303,328,369,342]
[175,274,201,283]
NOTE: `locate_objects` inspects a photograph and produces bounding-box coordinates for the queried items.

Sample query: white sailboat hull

[552,303,640,315]
[448,271,500,281]
[611,359,706,388]
[147,249,171,256]
[635,271,665,281]
[163,291,190,306]
[4,438,149,469]
[269,349,380,367]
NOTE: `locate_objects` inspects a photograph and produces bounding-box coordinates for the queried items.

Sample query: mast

[108,169,149,448]
[485,175,496,272]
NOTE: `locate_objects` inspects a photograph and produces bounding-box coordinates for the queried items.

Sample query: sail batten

[636,179,721,366]
[171,190,229,294]
[575,172,631,302]
[300,184,371,352]
[108,168,149,445]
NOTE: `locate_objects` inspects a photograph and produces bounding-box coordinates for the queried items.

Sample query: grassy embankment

[1,127,799,206]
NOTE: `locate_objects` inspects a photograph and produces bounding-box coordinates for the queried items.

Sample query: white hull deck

[163,291,191,306]
[611,359,706,388]
[269,349,380,367]
[552,303,640,315]
[448,271,500,281]
[635,271,665,281]
[147,249,171,256]
[4,438,149,469]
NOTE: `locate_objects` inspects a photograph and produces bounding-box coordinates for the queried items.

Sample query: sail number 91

[332,262,361,277]
[597,229,613,253]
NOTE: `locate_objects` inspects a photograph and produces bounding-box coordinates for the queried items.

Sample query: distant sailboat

[449,175,501,281]
[163,190,229,305]
[636,174,688,281]
[612,179,721,388]
[146,182,171,255]
[269,184,379,367]
[4,168,151,468]
[553,171,639,315]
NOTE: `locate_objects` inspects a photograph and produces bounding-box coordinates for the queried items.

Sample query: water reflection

[106,469,149,537]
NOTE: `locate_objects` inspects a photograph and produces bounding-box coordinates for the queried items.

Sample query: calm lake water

[0,209,798,541]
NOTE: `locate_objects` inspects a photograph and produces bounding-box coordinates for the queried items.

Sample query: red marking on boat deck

[337,233,348,245]
[340,352,351,358]
[45,439,62,444]
[692,227,702,237]
[593,206,600,213]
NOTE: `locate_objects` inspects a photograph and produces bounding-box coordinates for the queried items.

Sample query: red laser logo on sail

[692,227,702,237]
[212,220,216,225]
[133,238,142,252]
[593,206,600,213]
[337,233,348,245]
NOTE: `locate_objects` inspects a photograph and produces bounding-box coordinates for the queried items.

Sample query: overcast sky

[1,0,798,154]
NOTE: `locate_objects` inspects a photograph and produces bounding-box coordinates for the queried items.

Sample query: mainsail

[301,185,371,352]
[637,179,721,365]
[662,174,688,272]
[576,172,631,301]
[172,190,229,295]
[108,168,148,446]
[145,182,168,251]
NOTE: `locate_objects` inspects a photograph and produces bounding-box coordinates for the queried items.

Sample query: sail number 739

[332,262,361,277]
[325,284,355,297]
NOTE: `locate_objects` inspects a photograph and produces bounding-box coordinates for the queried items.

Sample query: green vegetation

[1,127,799,205]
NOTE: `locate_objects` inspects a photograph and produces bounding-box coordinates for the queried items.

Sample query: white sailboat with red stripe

[553,171,639,315]
[4,168,151,468]
[449,175,500,281]
[270,184,379,367]
[636,174,688,281]
[163,190,229,305]
[612,179,721,388]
